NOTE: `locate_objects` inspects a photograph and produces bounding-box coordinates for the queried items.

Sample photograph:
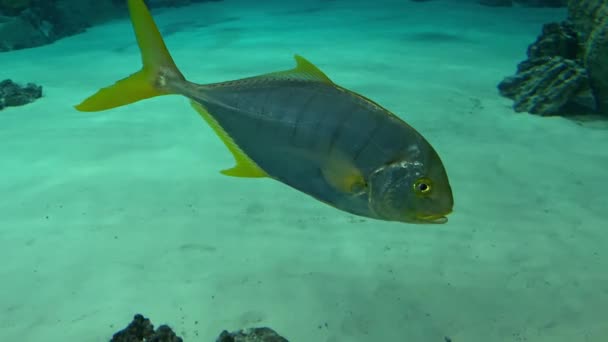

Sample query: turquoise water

[1,0,606,341]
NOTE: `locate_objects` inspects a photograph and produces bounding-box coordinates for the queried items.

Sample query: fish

[75,0,454,224]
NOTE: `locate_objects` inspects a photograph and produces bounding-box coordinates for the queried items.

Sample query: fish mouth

[417,216,448,224]
[415,211,451,224]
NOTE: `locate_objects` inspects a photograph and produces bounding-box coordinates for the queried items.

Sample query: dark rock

[498,57,595,115]
[0,79,42,110]
[216,327,289,342]
[110,314,183,342]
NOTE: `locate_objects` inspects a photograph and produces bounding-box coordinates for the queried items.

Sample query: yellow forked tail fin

[75,0,184,112]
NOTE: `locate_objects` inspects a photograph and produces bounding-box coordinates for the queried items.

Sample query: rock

[216,327,289,342]
[569,0,608,114]
[110,314,183,342]
[498,57,595,115]
[0,79,43,110]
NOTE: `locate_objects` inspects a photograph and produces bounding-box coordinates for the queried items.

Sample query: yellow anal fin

[189,101,268,178]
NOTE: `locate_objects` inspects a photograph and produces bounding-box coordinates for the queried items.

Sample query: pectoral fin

[190,101,268,178]
[321,151,368,195]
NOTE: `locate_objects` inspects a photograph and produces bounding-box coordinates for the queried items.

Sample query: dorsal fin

[262,55,334,84]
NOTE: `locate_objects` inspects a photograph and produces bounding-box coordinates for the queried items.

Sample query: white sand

[1,0,607,341]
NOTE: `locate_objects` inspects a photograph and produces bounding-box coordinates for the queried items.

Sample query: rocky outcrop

[499,0,608,116]
[0,0,124,52]
[0,0,222,52]
[0,14,49,51]
[0,79,42,110]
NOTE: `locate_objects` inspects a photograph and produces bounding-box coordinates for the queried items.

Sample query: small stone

[215,327,289,342]
[0,79,43,110]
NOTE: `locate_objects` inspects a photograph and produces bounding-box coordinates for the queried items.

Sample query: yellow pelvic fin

[261,55,334,84]
[189,101,268,178]
[320,150,367,195]
[74,0,184,112]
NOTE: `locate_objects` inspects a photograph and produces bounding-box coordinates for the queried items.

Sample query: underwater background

[1,0,607,341]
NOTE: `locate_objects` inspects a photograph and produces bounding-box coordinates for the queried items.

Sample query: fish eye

[413,177,433,195]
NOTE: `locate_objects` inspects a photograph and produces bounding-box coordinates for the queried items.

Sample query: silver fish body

[182,77,445,219]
